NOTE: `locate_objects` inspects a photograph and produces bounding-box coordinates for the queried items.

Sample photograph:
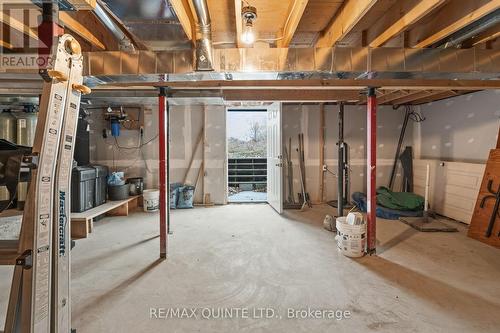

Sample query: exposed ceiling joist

[0,38,13,49]
[469,25,500,46]
[169,0,195,42]
[0,11,39,42]
[414,0,500,48]
[410,90,459,104]
[316,0,378,47]
[234,0,243,48]
[117,79,500,90]
[377,90,410,104]
[369,0,445,47]
[277,0,309,48]
[60,12,106,50]
[223,88,361,101]
[389,90,434,105]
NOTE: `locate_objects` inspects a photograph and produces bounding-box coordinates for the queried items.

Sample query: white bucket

[336,216,366,258]
[143,189,160,213]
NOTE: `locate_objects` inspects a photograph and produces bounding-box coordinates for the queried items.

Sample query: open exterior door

[267,103,283,214]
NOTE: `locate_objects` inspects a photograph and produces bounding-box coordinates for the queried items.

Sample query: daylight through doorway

[227,109,267,203]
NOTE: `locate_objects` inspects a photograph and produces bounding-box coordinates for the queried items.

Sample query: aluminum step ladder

[0,34,90,333]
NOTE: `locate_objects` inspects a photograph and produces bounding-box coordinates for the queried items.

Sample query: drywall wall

[415,89,500,163]
[282,103,413,203]
[88,103,227,204]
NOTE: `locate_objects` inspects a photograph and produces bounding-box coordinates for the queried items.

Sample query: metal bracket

[15,250,33,269]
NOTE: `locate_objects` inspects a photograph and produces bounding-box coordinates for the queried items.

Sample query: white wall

[282,103,413,203]
[89,103,227,204]
[415,90,500,163]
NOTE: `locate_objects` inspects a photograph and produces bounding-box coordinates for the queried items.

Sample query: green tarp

[376,186,424,211]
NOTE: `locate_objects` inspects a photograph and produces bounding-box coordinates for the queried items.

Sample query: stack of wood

[467,127,500,249]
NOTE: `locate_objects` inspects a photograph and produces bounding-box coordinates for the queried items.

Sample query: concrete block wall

[282,103,413,203]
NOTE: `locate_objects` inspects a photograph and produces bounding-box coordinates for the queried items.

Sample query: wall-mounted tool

[480,179,500,238]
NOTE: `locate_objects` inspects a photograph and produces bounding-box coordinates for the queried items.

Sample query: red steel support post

[159,88,168,259]
[367,87,377,254]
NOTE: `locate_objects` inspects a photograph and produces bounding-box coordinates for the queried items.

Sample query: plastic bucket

[143,189,160,212]
[336,216,366,258]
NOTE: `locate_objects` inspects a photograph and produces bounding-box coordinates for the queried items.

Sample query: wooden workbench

[71,196,141,239]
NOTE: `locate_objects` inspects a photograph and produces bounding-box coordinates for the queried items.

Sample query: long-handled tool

[399,164,458,232]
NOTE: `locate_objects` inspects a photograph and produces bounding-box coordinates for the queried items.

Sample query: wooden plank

[0,10,39,42]
[71,196,139,220]
[60,12,106,50]
[107,202,129,216]
[410,90,460,105]
[131,79,500,90]
[170,0,195,42]
[223,89,361,101]
[277,0,310,47]
[71,219,89,239]
[414,0,500,48]
[316,0,379,47]
[389,90,434,105]
[67,0,97,10]
[369,0,445,47]
[468,149,500,248]
[234,0,243,47]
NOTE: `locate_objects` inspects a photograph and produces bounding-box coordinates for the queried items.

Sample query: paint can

[143,189,159,212]
[336,216,366,258]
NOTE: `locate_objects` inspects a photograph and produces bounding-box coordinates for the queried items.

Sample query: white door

[267,103,283,213]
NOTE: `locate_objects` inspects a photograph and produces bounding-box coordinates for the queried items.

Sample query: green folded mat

[376,186,424,211]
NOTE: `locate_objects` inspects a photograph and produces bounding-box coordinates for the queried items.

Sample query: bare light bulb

[241,23,255,44]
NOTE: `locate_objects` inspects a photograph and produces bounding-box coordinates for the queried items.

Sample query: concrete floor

[1,204,500,332]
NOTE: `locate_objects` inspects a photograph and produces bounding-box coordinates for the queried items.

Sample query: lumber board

[467,149,500,249]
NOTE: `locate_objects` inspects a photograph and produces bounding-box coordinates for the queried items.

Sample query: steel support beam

[367,87,377,254]
[158,88,168,259]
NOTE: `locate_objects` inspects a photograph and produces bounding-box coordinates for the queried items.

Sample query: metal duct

[192,0,214,71]
[439,9,500,48]
[81,47,500,86]
[94,3,136,52]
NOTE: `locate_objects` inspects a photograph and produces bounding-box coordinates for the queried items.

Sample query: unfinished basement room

[1,0,500,332]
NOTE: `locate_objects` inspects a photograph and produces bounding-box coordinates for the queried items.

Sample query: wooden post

[367,88,377,254]
[318,103,325,203]
[496,125,500,149]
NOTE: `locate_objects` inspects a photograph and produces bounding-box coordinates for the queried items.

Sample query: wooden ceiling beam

[467,24,500,47]
[389,90,435,105]
[222,89,361,101]
[413,0,500,48]
[277,0,309,48]
[410,90,460,104]
[59,12,106,50]
[0,10,39,42]
[377,90,410,104]
[114,79,500,90]
[234,0,243,47]
[169,0,195,42]
[316,0,379,47]
[369,0,445,47]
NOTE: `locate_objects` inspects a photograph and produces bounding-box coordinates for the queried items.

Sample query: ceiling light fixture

[241,6,257,45]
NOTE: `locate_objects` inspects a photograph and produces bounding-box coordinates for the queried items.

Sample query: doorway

[226,109,267,203]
